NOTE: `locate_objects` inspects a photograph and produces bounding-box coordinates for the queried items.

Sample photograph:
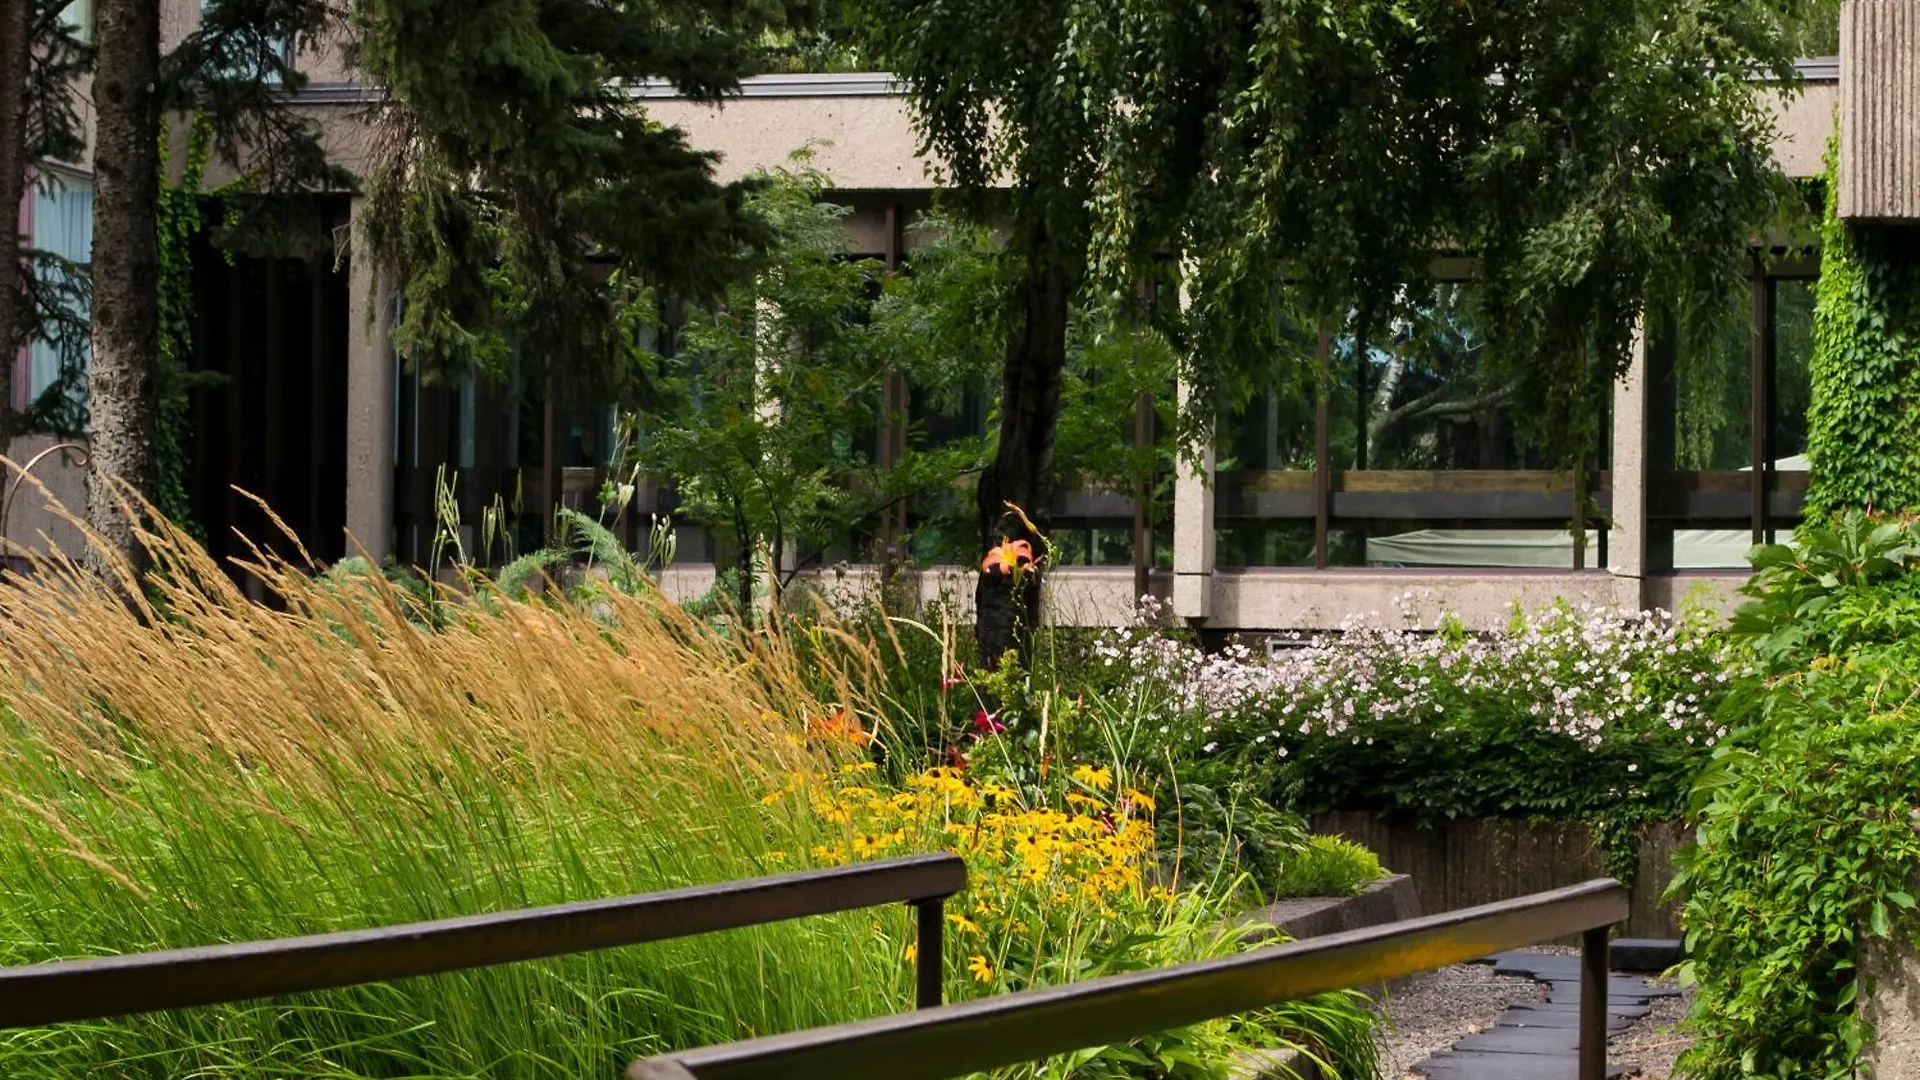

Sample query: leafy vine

[155,115,217,542]
[1805,134,1920,517]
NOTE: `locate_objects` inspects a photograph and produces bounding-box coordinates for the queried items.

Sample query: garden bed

[1240,873,1423,944]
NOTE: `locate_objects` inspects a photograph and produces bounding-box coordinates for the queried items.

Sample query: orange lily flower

[808,707,872,748]
[981,537,1036,575]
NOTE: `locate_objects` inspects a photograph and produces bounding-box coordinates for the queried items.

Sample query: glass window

[902,376,990,565]
[1215,282,1612,570]
[1648,269,1814,568]
[201,0,294,83]
[27,176,93,407]
[1344,284,1537,473]
[1768,279,1814,538]
[1213,307,1318,568]
[1333,283,1610,570]
[62,0,93,44]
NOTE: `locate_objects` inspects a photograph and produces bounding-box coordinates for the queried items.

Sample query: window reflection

[1649,271,1814,568]
[1216,282,1609,570]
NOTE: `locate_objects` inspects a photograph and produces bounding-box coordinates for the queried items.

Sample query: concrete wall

[1769,79,1841,179]
[644,562,1756,632]
[1,436,90,567]
[295,66,1841,190]
[645,90,939,190]
[1313,811,1687,938]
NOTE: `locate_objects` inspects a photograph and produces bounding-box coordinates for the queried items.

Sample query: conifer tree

[353,0,818,406]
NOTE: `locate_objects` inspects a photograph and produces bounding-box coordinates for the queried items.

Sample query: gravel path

[1376,950,1693,1079]
[1607,975,1691,1080]
[1376,962,1547,1078]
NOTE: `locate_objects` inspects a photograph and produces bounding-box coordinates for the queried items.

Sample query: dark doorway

[186,197,352,572]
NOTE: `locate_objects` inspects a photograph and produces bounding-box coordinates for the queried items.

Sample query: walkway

[1411,951,1681,1080]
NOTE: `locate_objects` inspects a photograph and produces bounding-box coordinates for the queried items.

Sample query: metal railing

[0,854,965,1031]
[629,878,1630,1080]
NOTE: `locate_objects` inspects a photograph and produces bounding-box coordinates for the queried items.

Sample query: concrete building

[0,3,1899,630]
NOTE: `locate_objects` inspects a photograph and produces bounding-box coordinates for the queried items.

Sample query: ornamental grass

[0,487,1378,1079]
[0,498,899,1078]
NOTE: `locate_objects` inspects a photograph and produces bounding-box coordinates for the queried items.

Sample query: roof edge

[296,58,1838,106]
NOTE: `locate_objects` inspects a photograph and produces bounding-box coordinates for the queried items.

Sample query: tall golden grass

[0,476,907,1078]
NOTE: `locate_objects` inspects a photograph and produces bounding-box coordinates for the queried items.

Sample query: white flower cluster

[1085,604,1739,759]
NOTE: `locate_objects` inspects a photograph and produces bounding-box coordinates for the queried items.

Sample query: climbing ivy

[154,116,216,542]
[1805,136,1920,517]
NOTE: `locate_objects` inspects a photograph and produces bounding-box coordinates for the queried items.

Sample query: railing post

[1580,925,1609,1080]
[913,897,944,1009]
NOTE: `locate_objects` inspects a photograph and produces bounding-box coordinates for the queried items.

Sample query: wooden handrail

[0,854,965,1030]
[631,878,1629,1080]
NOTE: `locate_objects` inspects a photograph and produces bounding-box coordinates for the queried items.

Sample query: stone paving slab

[1415,952,1671,1079]
[1609,938,1684,973]
[1415,1055,1626,1080]
[1493,1010,1637,1032]
[1542,979,1682,1000]
[1454,1029,1588,1054]
[1509,1001,1651,1020]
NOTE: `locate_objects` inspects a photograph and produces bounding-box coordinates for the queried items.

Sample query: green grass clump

[0,514,905,1079]
[1274,838,1386,899]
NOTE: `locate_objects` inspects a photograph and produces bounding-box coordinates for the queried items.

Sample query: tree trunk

[735,527,754,631]
[975,224,1068,669]
[84,0,162,579]
[0,0,31,446]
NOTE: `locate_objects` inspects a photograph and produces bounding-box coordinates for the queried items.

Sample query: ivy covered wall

[1805,143,1920,517]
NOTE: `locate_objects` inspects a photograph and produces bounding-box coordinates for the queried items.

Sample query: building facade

[0,5,1892,629]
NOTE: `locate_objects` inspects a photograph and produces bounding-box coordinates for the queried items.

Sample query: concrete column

[344,197,396,563]
[1171,377,1216,620]
[1839,0,1920,221]
[1609,323,1649,610]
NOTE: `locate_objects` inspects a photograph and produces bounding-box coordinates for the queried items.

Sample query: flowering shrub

[801,763,1164,986]
[772,762,1380,1078]
[1080,602,1739,829]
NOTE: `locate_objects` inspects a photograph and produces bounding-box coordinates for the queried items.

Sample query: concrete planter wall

[1311,811,1688,938]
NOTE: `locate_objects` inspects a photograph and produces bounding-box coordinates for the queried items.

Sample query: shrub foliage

[1676,511,1920,1079]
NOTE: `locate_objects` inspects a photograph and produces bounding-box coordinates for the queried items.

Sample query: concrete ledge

[1239,874,1424,944]
[1609,938,1684,974]
[1232,1046,1322,1080]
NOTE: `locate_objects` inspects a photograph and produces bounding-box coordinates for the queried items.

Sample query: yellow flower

[945,913,982,935]
[967,955,994,983]
[903,941,918,963]
[766,850,787,863]
[1071,764,1114,791]
[1122,789,1156,813]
